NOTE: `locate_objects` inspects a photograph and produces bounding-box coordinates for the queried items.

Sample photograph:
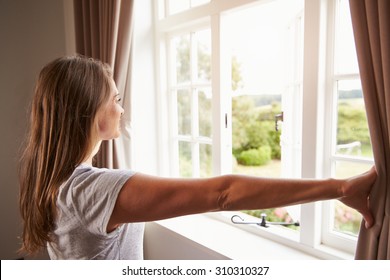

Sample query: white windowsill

[144,213,355,260]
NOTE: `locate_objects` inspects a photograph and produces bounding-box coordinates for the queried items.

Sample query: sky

[224,0,359,95]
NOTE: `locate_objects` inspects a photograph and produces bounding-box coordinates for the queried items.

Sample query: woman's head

[33,55,115,158]
[19,55,116,254]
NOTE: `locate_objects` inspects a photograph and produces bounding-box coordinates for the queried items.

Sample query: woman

[19,55,376,259]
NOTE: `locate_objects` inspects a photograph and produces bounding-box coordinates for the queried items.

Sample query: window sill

[144,213,355,260]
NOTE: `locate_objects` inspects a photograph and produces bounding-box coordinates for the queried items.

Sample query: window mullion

[300,0,328,248]
[190,32,200,177]
[211,13,231,176]
[166,35,180,177]
[192,88,200,177]
[321,0,338,249]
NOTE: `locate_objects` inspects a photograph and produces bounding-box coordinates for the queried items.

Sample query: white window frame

[166,25,213,177]
[154,0,368,256]
[320,0,374,252]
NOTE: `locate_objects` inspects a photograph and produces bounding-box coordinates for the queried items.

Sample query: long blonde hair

[19,55,113,254]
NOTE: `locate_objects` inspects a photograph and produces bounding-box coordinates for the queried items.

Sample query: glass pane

[334,0,359,74]
[196,29,211,83]
[332,200,362,236]
[200,144,212,177]
[177,89,191,135]
[232,95,281,177]
[198,88,212,137]
[336,80,372,158]
[173,35,190,84]
[226,0,304,229]
[333,161,373,235]
[179,141,192,177]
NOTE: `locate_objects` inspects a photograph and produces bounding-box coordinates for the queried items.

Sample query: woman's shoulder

[75,163,136,177]
[61,164,136,193]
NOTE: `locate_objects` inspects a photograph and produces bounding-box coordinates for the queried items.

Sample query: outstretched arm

[108,166,376,232]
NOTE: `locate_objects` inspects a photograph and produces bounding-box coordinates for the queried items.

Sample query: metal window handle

[231,213,299,228]
[275,112,284,131]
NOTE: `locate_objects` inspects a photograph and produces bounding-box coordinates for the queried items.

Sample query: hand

[339,166,377,229]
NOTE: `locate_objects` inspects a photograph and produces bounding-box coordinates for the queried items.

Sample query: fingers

[364,167,376,229]
[340,165,377,229]
[362,200,374,229]
[363,211,374,229]
[362,195,374,229]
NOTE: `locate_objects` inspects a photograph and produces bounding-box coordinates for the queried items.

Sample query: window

[168,29,212,177]
[321,0,373,251]
[155,0,373,256]
[226,0,304,229]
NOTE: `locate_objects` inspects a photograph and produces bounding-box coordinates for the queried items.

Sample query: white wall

[144,221,229,260]
[0,0,69,259]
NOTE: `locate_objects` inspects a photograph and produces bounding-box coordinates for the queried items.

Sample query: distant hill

[339,89,363,99]
[235,89,362,107]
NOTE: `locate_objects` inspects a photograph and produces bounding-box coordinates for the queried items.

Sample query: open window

[155,0,373,256]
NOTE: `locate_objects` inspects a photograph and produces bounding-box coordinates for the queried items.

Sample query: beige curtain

[73,0,134,169]
[349,0,390,259]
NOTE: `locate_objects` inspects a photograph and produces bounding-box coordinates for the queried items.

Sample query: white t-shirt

[47,164,144,259]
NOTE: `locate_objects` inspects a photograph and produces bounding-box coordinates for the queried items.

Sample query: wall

[144,221,229,260]
[0,0,69,259]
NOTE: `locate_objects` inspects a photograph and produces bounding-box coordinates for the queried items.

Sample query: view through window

[157,0,374,254]
[225,0,304,229]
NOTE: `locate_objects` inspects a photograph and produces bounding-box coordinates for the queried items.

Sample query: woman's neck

[83,140,102,166]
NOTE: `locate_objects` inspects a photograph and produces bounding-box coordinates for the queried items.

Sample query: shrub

[237,146,271,166]
[232,96,282,163]
[268,130,281,159]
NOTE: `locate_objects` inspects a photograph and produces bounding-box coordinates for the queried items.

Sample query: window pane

[198,88,212,137]
[170,28,212,179]
[336,80,372,158]
[200,143,212,177]
[179,141,192,177]
[334,0,359,74]
[197,29,211,83]
[177,89,191,135]
[226,0,303,229]
[173,35,190,84]
[332,161,373,235]
[326,0,374,243]
[335,161,373,178]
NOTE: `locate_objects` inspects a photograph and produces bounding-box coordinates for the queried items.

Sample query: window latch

[274,112,284,131]
[231,213,300,228]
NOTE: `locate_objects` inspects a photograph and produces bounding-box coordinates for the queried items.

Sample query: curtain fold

[73,0,135,169]
[349,0,390,259]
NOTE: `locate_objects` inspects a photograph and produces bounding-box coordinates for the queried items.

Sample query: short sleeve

[69,166,135,236]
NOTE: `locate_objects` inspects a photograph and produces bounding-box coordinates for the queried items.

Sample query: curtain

[73,0,135,169]
[349,0,390,259]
